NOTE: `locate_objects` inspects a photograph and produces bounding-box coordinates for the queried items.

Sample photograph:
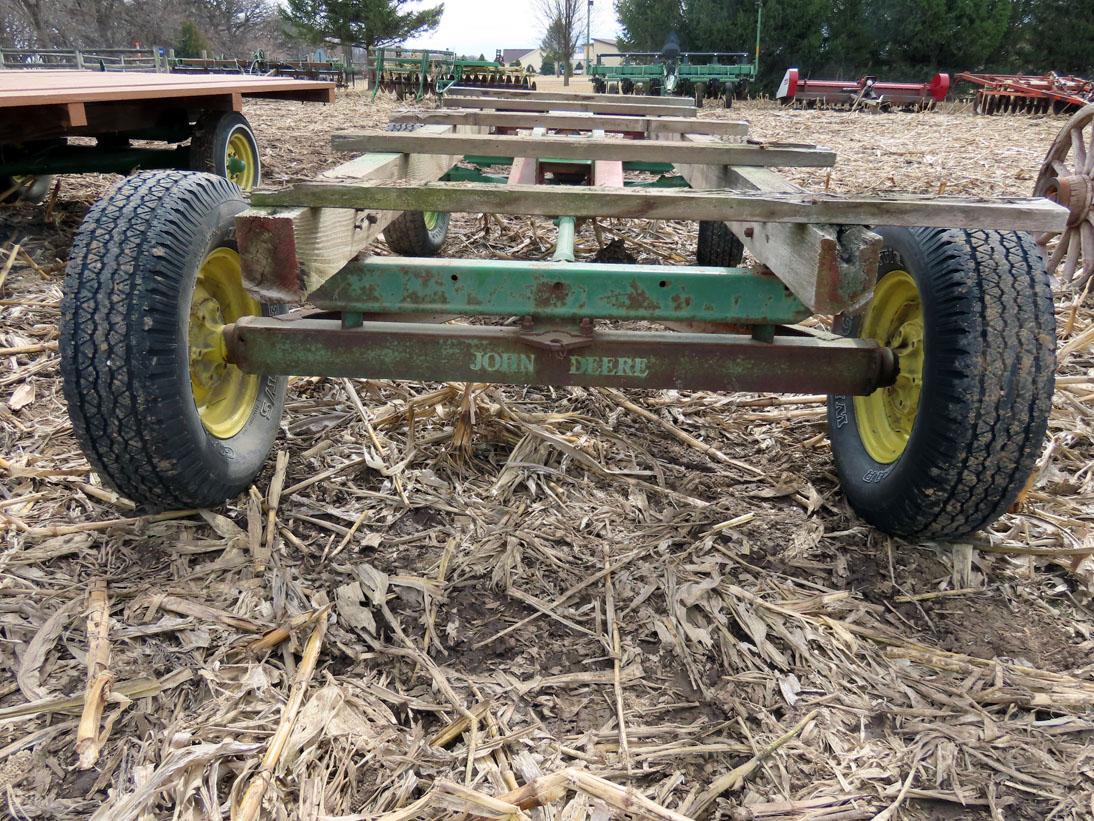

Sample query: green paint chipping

[309,257,810,325]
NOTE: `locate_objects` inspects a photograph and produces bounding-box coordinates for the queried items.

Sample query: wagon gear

[61,89,1068,542]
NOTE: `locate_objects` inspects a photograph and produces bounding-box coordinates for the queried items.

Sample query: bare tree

[537,0,581,86]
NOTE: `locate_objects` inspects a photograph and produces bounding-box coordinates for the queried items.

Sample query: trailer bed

[0,70,335,143]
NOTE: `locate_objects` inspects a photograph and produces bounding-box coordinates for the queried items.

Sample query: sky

[402,0,622,58]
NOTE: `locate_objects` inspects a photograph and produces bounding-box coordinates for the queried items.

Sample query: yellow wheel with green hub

[59,170,286,511]
[827,227,1055,540]
[851,269,923,464]
[189,247,262,439]
[190,111,262,191]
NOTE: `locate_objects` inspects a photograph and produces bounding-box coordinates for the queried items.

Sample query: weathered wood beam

[388,109,750,137]
[330,131,835,167]
[442,85,695,108]
[442,95,698,117]
[249,180,1067,231]
[674,132,883,314]
[235,123,482,303]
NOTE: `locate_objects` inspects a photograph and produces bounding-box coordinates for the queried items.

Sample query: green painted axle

[224,318,893,395]
[307,257,810,325]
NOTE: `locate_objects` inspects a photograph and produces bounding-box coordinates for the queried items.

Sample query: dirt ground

[1,86,1092,820]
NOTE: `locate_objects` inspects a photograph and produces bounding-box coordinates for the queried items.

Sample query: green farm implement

[371,48,535,101]
[590,4,761,106]
[59,88,1066,540]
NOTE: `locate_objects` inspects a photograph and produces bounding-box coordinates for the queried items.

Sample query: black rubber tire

[696,220,745,267]
[381,121,451,256]
[189,111,261,189]
[827,227,1055,540]
[59,170,286,510]
[694,83,705,108]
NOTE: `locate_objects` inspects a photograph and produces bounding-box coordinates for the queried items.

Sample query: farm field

[1,86,1092,819]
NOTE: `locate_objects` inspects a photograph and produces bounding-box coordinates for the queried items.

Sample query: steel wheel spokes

[1034,103,1094,289]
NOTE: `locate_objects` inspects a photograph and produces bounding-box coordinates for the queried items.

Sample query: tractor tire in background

[381,121,451,256]
[696,220,745,267]
[59,170,286,510]
[190,111,261,190]
[694,83,705,108]
[827,227,1055,540]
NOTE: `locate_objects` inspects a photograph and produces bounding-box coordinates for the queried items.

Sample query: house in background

[502,37,620,74]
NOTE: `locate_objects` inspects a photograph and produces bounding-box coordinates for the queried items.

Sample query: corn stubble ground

[0,87,1092,820]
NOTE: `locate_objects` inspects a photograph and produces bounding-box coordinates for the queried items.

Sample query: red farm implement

[957,72,1094,115]
[776,69,950,111]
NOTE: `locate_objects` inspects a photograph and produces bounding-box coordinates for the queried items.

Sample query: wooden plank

[507,126,544,184]
[64,102,87,127]
[672,132,882,314]
[249,180,1068,231]
[443,85,694,108]
[0,70,335,107]
[388,109,750,137]
[331,131,835,168]
[236,124,483,303]
[442,95,698,117]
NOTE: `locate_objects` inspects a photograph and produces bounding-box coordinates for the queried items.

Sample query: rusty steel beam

[223,318,894,396]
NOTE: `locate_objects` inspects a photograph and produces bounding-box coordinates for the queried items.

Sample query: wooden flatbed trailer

[0,70,335,198]
[57,87,1067,541]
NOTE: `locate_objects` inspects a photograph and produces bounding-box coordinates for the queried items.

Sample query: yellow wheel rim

[423,211,440,231]
[852,269,924,464]
[189,247,261,439]
[225,130,257,190]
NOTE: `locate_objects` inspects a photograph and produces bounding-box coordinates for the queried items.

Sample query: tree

[540,58,555,74]
[615,0,683,51]
[280,0,443,61]
[538,0,581,85]
[177,19,209,56]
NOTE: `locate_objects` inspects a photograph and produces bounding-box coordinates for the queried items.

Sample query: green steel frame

[232,129,896,396]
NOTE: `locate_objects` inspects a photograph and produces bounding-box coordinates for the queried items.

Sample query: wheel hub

[188,247,262,439]
[853,270,924,464]
[225,131,256,190]
[1047,174,1093,228]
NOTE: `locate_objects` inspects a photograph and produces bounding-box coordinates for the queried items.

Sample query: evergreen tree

[176,20,209,57]
[280,0,442,50]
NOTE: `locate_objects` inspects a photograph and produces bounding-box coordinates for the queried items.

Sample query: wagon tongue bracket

[517,324,595,353]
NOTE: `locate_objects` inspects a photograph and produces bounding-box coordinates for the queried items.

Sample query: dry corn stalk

[76,579,113,769]
[233,606,329,821]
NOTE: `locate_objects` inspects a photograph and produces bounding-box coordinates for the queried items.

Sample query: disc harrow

[958,72,1094,116]
[371,48,534,102]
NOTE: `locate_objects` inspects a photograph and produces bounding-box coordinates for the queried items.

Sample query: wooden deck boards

[0,69,335,107]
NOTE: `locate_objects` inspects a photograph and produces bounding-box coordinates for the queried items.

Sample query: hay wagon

[0,70,335,201]
[56,87,1069,540]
